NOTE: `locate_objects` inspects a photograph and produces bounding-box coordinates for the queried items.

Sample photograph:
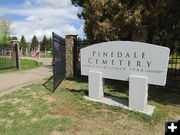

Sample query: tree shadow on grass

[42,76,53,92]
[67,88,88,96]
[67,76,129,95]
[65,76,88,83]
[65,76,128,91]
[65,88,128,106]
[43,65,52,69]
[148,86,180,105]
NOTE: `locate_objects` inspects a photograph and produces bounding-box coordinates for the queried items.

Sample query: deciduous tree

[0,16,13,45]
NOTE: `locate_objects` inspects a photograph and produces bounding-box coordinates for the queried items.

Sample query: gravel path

[0,57,52,93]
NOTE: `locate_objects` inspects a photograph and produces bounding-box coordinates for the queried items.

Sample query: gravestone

[81,41,170,112]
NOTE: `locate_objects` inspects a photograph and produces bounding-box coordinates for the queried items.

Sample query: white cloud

[0,6,78,20]
[35,0,71,8]
[26,15,38,21]
[23,0,32,8]
[0,0,84,41]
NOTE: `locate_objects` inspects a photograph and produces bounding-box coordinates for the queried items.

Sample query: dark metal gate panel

[52,32,66,92]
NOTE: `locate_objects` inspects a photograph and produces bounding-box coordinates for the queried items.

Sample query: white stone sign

[81,41,170,86]
[81,41,170,111]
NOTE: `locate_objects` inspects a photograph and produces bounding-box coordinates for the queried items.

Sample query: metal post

[15,44,19,69]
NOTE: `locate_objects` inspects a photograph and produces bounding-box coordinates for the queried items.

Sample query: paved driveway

[0,57,52,92]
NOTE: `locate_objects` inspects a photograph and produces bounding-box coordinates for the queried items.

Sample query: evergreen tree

[19,35,28,53]
[30,35,39,50]
[47,37,52,51]
[71,0,180,53]
[40,35,48,51]
[10,36,18,40]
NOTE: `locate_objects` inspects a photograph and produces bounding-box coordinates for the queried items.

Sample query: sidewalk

[0,57,52,93]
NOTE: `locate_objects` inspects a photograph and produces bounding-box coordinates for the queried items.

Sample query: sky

[0,0,85,41]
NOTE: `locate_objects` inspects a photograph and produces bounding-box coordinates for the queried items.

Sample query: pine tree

[10,36,18,40]
[71,0,180,53]
[40,35,48,51]
[47,37,52,51]
[30,35,39,50]
[19,35,28,53]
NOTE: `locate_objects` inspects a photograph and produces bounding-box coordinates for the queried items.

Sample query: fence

[0,44,13,69]
[74,40,180,90]
[167,54,180,89]
[74,40,91,76]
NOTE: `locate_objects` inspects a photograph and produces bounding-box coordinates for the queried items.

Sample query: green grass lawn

[0,57,13,69]
[0,59,43,74]
[40,53,52,58]
[0,77,179,135]
[20,59,42,69]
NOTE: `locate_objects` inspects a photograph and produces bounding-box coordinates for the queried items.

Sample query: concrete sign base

[129,75,148,110]
[88,71,154,114]
[89,71,104,99]
[84,95,155,116]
